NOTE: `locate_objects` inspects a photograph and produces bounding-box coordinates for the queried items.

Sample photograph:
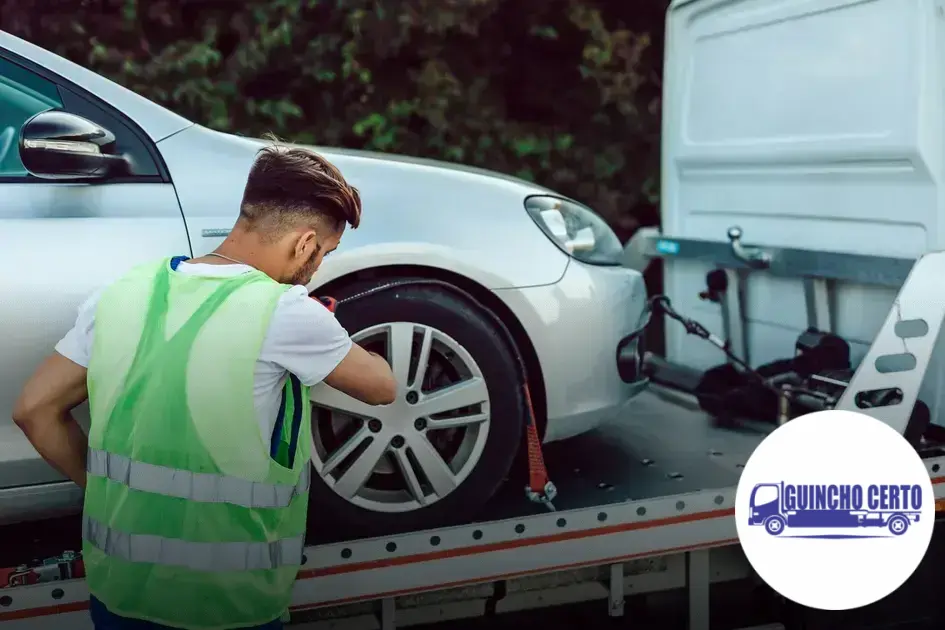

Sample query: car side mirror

[18,110,131,180]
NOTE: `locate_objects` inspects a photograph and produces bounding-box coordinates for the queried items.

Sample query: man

[12,142,398,630]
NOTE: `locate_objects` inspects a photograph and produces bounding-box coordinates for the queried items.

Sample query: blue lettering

[851,485,863,510]
[826,485,838,509]
[781,483,920,511]
[782,484,869,510]
[887,485,900,510]
[911,485,923,510]
[868,485,879,510]
[900,485,912,508]
[798,485,809,510]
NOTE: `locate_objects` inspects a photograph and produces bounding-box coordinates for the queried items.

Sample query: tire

[307,278,527,538]
[764,515,785,536]
[887,514,909,536]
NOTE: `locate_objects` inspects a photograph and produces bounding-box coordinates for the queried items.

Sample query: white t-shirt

[55,259,353,447]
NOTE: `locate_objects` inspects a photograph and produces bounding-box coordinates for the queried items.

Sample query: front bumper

[494,259,650,443]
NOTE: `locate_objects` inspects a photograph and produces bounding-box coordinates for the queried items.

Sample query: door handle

[201,228,231,238]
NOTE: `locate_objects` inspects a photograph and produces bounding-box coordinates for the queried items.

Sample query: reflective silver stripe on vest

[83,515,304,572]
[87,448,310,509]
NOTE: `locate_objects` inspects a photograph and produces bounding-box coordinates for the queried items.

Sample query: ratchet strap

[523,384,557,510]
[314,296,338,312]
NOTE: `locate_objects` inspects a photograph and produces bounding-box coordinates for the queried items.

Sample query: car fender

[307,241,566,293]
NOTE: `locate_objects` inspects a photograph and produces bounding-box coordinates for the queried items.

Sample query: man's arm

[268,289,398,405]
[323,343,397,405]
[12,353,90,489]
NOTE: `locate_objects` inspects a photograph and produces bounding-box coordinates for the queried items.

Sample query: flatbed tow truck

[4,231,945,630]
[6,0,945,624]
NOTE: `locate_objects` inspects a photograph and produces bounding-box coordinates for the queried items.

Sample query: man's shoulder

[260,285,353,386]
[117,257,172,281]
[264,285,349,345]
[271,285,331,327]
[96,258,171,300]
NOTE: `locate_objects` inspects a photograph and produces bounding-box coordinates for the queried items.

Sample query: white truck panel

[661,0,945,420]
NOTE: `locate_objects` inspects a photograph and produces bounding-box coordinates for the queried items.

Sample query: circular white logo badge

[735,409,934,610]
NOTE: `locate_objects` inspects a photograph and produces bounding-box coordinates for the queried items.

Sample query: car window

[0,56,62,177]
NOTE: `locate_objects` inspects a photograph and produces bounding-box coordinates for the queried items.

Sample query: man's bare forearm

[19,411,88,489]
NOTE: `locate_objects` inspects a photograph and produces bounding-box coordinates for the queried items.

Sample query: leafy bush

[2,0,666,239]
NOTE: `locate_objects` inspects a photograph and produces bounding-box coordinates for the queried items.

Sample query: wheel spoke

[411,326,434,390]
[332,434,390,499]
[415,377,488,417]
[392,448,427,505]
[311,383,381,418]
[427,412,489,430]
[320,424,371,477]
[387,322,415,388]
[407,435,457,498]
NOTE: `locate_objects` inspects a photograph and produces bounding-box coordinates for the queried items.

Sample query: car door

[0,50,192,514]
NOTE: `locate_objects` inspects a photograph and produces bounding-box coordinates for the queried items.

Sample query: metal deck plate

[481,388,770,519]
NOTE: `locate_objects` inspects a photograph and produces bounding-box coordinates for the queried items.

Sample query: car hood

[216,132,559,199]
[156,125,573,289]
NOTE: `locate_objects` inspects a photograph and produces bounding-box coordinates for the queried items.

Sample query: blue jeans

[90,596,284,630]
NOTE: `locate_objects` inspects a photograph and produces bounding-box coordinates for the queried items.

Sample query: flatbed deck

[0,386,770,560]
[474,387,770,521]
[2,383,942,630]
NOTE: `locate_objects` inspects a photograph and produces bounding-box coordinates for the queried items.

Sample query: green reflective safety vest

[83,257,312,630]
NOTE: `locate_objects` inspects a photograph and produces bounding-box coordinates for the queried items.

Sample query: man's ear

[294,229,318,259]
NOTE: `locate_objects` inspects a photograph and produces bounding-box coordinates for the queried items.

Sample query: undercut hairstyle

[238,138,362,242]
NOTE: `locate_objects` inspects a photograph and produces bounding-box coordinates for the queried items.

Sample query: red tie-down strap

[313,296,337,313]
[523,384,557,509]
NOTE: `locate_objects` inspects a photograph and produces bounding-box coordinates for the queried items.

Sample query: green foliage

[3,0,667,239]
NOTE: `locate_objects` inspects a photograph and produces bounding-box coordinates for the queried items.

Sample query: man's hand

[12,353,90,489]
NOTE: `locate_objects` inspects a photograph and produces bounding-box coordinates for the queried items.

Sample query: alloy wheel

[310,322,492,512]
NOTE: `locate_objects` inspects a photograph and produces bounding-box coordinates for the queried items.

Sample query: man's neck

[192,232,269,271]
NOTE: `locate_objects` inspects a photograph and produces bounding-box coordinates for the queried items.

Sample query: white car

[0,31,649,537]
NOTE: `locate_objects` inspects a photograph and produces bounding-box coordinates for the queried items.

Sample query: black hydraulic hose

[626,294,771,388]
[630,295,848,410]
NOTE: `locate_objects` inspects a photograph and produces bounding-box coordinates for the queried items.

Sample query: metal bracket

[687,549,711,630]
[727,226,772,270]
[608,563,625,617]
[380,597,395,630]
[803,277,834,332]
[835,250,945,435]
[720,268,749,365]
[525,482,558,511]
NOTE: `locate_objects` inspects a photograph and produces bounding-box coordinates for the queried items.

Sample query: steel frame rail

[3,457,945,629]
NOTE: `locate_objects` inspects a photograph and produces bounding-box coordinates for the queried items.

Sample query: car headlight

[524,195,624,266]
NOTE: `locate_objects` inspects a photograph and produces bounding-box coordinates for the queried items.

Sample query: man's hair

[238,139,361,241]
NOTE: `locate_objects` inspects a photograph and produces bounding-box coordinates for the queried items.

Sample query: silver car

[0,31,649,537]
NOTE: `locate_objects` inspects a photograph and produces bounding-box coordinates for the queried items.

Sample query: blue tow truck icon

[748,482,923,537]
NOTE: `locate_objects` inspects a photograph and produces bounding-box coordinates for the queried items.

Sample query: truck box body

[661,0,945,422]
